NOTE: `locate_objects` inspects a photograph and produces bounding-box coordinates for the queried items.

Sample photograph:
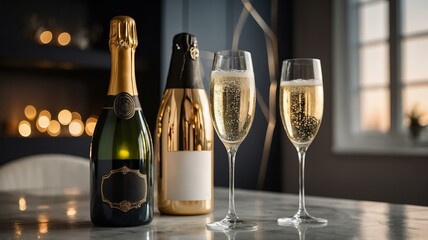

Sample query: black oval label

[114,92,135,119]
[101,166,147,212]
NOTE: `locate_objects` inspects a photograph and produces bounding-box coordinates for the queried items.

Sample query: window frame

[333,0,428,156]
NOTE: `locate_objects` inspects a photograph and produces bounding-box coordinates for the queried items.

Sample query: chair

[0,153,89,192]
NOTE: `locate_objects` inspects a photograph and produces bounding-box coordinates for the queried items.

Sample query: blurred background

[0,0,427,206]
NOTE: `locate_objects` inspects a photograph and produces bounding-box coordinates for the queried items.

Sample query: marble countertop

[0,187,427,239]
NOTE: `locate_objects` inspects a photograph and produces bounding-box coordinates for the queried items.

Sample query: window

[334,0,428,155]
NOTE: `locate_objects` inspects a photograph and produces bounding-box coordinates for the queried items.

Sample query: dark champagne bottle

[90,16,153,227]
[156,32,214,215]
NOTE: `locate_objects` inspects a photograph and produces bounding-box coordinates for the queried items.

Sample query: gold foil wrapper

[107,15,139,96]
[109,16,138,49]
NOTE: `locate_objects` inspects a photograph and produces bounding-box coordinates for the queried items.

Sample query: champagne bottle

[156,32,214,215]
[90,16,153,227]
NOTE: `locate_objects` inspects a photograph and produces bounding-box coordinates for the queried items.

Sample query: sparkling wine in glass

[206,50,257,231]
[277,58,327,225]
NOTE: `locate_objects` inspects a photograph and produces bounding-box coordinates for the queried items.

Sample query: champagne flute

[277,58,327,225]
[207,50,257,231]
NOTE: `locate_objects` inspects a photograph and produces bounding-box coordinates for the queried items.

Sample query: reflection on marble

[0,187,427,239]
[278,221,328,240]
[208,228,258,240]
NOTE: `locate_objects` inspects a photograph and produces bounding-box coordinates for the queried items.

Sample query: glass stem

[226,146,238,220]
[297,146,309,215]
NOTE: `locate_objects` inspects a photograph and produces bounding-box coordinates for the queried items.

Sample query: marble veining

[0,187,427,239]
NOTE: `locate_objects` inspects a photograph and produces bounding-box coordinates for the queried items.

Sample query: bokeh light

[18,120,31,137]
[58,32,71,46]
[18,105,97,137]
[85,116,97,136]
[39,30,53,44]
[47,120,61,137]
[19,197,27,211]
[24,105,37,120]
[69,119,84,137]
[58,109,72,125]
[37,110,51,129]
[71,112,82,120]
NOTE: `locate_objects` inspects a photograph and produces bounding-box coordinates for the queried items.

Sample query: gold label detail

[101,166,147,212]
[190,46,199,60]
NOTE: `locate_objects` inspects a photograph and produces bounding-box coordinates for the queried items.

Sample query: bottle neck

[165,50,204,89]
[108,47,138,96]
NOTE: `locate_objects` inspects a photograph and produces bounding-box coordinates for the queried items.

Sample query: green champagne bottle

[90,16,153,227]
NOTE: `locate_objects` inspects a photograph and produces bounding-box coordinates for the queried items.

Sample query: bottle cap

[173,32,199,60]
[109,16,138,49]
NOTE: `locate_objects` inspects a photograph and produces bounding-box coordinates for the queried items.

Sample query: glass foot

[207,217,258,231]
[277,212,327,225]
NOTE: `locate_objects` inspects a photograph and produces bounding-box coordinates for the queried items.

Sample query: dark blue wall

[162,0,292,191]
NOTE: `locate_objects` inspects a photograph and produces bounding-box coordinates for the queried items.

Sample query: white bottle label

[166,151,212,201]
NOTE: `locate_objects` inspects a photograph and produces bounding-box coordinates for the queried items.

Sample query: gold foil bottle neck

[109,16,138,49]
[107,15,138,96]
